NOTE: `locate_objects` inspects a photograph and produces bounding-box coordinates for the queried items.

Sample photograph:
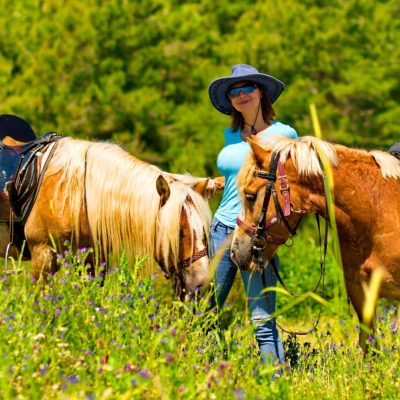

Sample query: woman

[208,64,298,364]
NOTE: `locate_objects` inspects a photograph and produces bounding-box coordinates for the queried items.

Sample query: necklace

[243,101,261,137]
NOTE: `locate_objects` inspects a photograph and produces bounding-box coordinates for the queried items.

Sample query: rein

[265,212,329,337]
[237,150,329,336]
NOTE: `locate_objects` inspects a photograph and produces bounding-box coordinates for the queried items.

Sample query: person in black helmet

[0,114,36,145]
[388,143,400,159]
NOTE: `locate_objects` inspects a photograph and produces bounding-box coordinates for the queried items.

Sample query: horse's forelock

[237,152,258,197]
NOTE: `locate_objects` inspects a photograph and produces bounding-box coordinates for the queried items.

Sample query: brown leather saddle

[0,132,63,252]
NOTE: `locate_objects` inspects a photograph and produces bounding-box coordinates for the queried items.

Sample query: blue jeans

[210,217,285,364]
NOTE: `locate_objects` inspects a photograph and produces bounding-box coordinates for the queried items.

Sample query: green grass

[0,235,399,399]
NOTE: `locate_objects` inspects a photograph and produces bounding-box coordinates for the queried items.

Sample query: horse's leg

[24,172,71,281]
[346,280,376,353]
[30,244,57,282]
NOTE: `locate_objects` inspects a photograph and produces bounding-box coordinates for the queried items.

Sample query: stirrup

[3,242,22,275]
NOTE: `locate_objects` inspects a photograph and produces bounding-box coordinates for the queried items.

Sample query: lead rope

[261,207,329,337]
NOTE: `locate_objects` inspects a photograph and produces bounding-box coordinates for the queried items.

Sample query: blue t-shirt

[214,120,298,227]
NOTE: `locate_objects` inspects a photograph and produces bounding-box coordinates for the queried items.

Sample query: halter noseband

[236,152,305,269]
[177,247,208,270]
[159,233,209,300]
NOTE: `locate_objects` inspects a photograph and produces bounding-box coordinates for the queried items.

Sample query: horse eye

[245,192,257,202]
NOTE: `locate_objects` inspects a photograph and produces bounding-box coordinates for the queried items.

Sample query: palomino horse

[4,136,220,298]
[232,135,400,348]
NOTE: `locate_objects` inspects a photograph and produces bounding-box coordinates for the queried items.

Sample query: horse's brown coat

[232,136,400,349]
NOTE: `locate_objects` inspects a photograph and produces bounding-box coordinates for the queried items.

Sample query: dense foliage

[1,0,399,176]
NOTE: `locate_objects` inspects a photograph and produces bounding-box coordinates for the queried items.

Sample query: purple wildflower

[139,369,151,379]
[124,363,137,372]
[67,375,79,384]
[40,365,48,375]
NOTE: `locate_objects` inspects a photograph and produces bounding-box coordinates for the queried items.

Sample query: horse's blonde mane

[46,137,211,269]
[238,136,400,191]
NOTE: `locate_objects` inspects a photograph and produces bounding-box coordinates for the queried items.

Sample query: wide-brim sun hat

[208,64,285,115]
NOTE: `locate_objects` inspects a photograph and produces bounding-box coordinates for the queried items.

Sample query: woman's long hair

[230,84,276,132]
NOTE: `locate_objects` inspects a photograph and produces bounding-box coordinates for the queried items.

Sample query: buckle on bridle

[251,234,267,268]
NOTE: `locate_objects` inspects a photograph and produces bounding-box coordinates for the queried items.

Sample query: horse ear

[248,138,269,165]
[156,175,171,206]
[193,177,224,200]
[212,176,225,190]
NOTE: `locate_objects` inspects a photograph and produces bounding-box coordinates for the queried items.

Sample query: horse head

[231,138,306,272]
[156,174,220,299]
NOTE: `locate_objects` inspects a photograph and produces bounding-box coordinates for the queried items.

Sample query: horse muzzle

[231,236,254,270]
[232,233,277,272]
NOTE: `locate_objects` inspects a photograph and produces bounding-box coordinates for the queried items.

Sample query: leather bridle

[171,246,208,301]
[236,151,329,336]
[158,246,208,301]
[177,247,209,270]
[236,151,306,269]
[158,207,209,300]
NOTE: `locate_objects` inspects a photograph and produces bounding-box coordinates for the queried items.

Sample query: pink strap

[277,159,291,217]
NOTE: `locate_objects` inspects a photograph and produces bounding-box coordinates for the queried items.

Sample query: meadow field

[1,1,400,398]
[1,220,399,400]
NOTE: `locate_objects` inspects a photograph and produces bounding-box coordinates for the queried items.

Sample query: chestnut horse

[232,135,400,347]
[4,137,219,298]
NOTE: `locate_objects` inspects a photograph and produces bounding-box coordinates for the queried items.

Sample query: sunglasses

[227,84,257,99]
